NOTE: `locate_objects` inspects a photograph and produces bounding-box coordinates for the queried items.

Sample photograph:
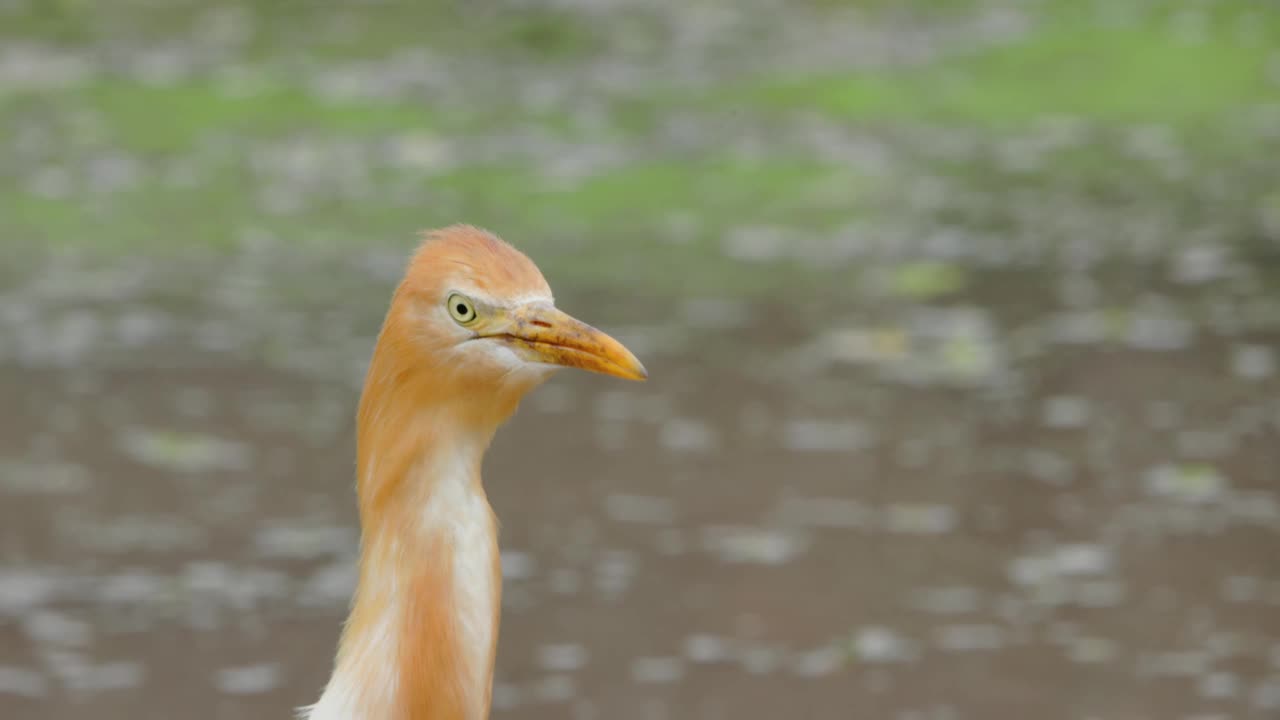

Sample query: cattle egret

[305,226,646,719]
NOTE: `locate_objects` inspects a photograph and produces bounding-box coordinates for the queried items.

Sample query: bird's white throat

[420,446,499,707]
[306,442,498,720]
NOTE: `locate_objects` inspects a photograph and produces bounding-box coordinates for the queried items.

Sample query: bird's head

[369,225,646,425]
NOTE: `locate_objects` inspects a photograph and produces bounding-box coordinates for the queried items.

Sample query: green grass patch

[738,3,1280,127]
[0,0,607,61]
[76,81,434,153]
[3,156,866,296]
[5,0,1278,302]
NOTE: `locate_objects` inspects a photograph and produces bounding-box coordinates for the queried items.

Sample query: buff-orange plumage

[304,226,645,720]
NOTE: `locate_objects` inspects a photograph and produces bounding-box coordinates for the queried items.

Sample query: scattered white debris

[24,610,91,648]
[658,417,719,453]
[117,428,251,473]
[537,644,589,673]
[605,494,676,525]
[0,667,47,698]
[215,663,281,695]
[54,658,145,692]
[1066,637,1116,664]
[96,569,167,605]
[791,645,845,677]
[298,560,356,609]
[1127,305,1194,351]
[1042,395,1091,429]
[936,624,1004,652]
[1024,449,1075,486]
[593,550,637,596]
[1231,345,1275,380]
[0,460,91,495]
[684,634,730,664]
[501,551,538,581]
[631,656,685,684]
[1255,677,1280,711]
[1172,245,1231,285]
[1218,573,1259,602]
[701,526,810,565]
[1050,311,1108,345]
[1053,544,1112,576]
[491,683,523,711]
[782,419,874,452]
[533,674,576,703]
[740,646,782,675]
[851,626,913,663]
[1137,651,1209,678]
[0,570,64,616]
[882,504,956,535]
[1198,671,1239,700]
[253,524,354,560]
[911,586,981,615]
[821,327,908,365]
[1144,463,1228,503]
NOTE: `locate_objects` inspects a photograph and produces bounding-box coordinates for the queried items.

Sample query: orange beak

[495,302,648,381]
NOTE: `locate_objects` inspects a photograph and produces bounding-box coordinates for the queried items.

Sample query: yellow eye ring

[447,293,478,325]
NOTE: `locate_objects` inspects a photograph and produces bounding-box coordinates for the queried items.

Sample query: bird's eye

[447,294,478,325]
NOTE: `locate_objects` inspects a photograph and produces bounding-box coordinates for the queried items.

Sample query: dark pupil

[456,303,469,316]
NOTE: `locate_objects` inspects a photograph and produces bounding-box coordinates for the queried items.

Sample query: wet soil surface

[3,1,1280,717]
[1,257,1279,720]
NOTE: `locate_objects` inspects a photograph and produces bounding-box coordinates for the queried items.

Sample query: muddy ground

[2,1,1280,718]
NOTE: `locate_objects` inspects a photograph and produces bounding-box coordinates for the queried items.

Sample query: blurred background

[2,0,1280,718]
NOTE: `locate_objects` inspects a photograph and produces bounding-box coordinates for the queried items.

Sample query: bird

[303,225,647,720]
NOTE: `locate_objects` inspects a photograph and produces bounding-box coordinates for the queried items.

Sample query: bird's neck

[310,375,506,720]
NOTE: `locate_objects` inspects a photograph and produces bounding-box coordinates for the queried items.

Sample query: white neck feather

[304,441,499,720]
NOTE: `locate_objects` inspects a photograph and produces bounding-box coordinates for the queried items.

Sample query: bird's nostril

[530,320,552,328]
